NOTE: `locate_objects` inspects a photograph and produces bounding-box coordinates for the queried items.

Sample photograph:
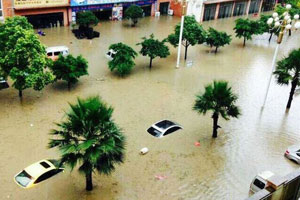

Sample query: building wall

[2,0,13,19]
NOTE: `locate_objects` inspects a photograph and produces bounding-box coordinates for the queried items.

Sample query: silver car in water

[285,145,300,164]
[147,120,182,138]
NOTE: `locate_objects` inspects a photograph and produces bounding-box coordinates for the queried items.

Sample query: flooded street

[1,15,300,200]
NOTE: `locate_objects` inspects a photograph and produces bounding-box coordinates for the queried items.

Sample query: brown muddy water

[1,15,300,200]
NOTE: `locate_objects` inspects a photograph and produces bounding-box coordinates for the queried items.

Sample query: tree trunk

[243,37,246,47]
[184,43,188,60]
[268,32,273,43]
[19,90,23,98]
[215,47,218,54]
[85,171,93,191]
[286,77,298,109]
[149,57,153,69]
[212,113,219,138]
[289,29,291,36]
[68,81,71,91]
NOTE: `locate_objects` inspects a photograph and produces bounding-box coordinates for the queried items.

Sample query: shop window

[249,0,261,14]
[233,1,247,16]
[218,2,233,19]
[203,4,217,21]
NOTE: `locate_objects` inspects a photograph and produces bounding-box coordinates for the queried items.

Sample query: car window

[164,127,181,136]
[34,169,61,184]
[147,127,162,137]
[253,179,265,190]
[54,51,61,56]
[15,170,32,187]
[156,120,176,130]
[40,161,51,169]
[47,52,52,56]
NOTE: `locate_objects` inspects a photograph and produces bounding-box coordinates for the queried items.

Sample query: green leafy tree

[167,16,206,60]
[76,11,99,29]
[125,5,144,27]
[193,81,241,138]
[51,55,89,90]
[205,28,232,53]
[0,16,54,98]
[137,34,170,69]
[49,96,125,191]
[0,16,33,77]
[234,18,261,46]
[108,43,137,76]
[273,48,300,109]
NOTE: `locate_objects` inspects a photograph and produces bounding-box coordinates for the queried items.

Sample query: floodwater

[1,15,300,200]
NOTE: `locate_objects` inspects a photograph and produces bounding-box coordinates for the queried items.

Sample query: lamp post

[261,4,300,108]
[176,0,188,68]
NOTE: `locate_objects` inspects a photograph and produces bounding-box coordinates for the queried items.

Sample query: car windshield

[155,120,176,130]
[147,127,162,137]
[15,170,32,187]
[253,179,265,190]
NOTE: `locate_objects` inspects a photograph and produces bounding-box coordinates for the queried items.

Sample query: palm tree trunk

[149,57,153,69]
[286,78,298,109]
[212,113,219,138]
[85,171,93,191]
[268,32,273,43]
[243,37,246,47]
[19,90,23,98]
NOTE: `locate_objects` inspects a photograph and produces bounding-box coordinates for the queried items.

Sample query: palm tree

[49,96,125,191]
[273,48,300,110]
[193,81,241,138]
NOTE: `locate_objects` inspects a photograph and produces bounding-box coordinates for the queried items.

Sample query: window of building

[0,0,3,20]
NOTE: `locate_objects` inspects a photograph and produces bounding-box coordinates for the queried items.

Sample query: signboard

[72,0,156,11]
[71,0,142,6]
[15,0,68,9]
[112,6,123,20]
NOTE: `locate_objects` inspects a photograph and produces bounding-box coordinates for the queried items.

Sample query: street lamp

[176,0,188,68]
[261,4,300,108]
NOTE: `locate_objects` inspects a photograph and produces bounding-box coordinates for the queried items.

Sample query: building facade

[170,0,277,22]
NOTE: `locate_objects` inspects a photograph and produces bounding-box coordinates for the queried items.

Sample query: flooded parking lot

[0,15,300,200]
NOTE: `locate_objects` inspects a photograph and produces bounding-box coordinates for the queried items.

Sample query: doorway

[159,2,169,15]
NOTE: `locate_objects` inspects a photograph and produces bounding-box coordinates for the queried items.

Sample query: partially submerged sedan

[285,145,300,164]
[14,159,64,189]
[147,120,182,138]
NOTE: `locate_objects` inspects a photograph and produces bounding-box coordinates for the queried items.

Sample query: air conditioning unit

[168,9,174,16]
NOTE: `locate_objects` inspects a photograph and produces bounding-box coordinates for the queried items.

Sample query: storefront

[159,2,170,15]
[13,0,69,28]
[71,0,156,21]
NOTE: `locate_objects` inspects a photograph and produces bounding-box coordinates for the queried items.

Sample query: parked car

[147,119,182,138]
[0,77,9,90]
[14,159,64,189]
[250,171,274,194]
[46,46,69,61]
[285,145,300,164]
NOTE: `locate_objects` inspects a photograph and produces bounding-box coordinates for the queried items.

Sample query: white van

[250,171,274,194]
[46,46,69,61]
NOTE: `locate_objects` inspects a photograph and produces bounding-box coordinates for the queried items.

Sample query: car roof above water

[24,160,55,179]
[46,46,68,53]
[155,120,177,130]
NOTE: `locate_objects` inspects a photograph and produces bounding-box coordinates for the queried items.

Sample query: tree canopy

[51,55,89,90]
[258,14,280,42]
[0,16,54,97]
[76,11,99,28]
[137,34,170,69]
[273,48,300,109]
[194,81,241,138]
[125,5,144,27]
[49,96,125,191]
[108,43,137,76]
[205,27,232,53]
[167,16,206,60]
[234,18,261,46]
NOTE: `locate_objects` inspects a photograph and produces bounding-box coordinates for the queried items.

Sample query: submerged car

[0,78,9,90]
[250,171,274,194]
[14,159,64,189]
[147,120,182,138]
[285,145,300,164]
[105,49,117,61]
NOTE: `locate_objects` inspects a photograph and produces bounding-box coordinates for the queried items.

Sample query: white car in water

[250,171,274,194]
[14,159,64,189]
[147,120,182,138]
[285,145,300,164]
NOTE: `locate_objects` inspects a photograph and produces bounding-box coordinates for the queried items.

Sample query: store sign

[71,0,142,6]
[15,0,68,9]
